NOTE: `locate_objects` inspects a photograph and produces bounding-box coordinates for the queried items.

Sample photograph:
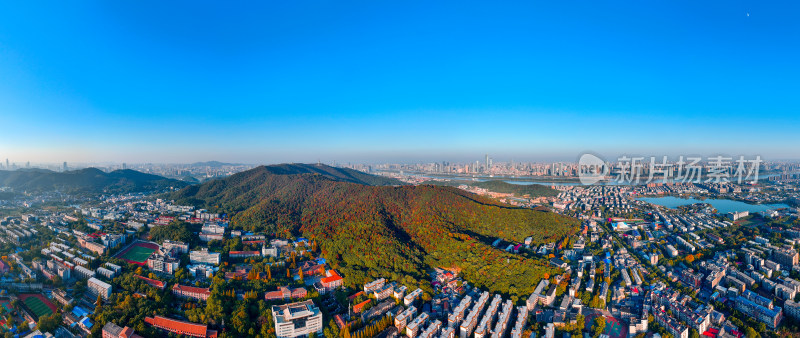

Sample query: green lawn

[122,245,157,263]
[23,297,52,318]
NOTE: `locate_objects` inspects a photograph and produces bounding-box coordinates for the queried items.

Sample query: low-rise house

[102,322,142,338]
[264,286,308,301]
[172,284,211,301]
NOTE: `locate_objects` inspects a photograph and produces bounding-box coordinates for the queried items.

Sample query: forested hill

[170,165,579,299]
[0,168,188,194]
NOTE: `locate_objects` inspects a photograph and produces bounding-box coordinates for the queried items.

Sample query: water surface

[638,196,789,214]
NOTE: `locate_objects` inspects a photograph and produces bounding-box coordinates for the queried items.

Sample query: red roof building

[334,314,347,330]
[300,262,325,276]
[353,299,371,314]
[172,284,211,301]
[264,286,308,301]
[155,216,175,226]
[348,291,364,300]
[321,270,343,288]
[315,269,344,294]
[135,275,166,290]
[144,316,217,338]
[229,251,261,258]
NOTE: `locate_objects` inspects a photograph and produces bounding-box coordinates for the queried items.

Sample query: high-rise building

[272,300,323,338]
[88,277,112,300]
[772,246,798,268]
[63,162,68,171]
[485,154,489,170]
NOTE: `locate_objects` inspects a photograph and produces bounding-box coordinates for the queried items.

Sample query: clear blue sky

[1,1,798,164]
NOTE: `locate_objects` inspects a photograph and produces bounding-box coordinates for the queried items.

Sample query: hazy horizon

[4,152,800,169]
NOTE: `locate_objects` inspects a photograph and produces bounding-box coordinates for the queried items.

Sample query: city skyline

[2,1,799,163]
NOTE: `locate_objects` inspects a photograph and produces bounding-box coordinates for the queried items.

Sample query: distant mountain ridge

[473,180,558,197]
[0,168,188,194]
[170,164,577,298]
[189,161,243,167]
[245,163,405,186]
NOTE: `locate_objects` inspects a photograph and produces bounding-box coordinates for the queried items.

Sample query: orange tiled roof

[321,269,343,284]
[172,284,210,295]
[229,251,260,255]
[145,316,216,337]
[135,275,165,289]
[353,299,371,313]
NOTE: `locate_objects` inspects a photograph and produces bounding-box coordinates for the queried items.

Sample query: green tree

[592,317,606,338]
[149,220,196,245]
[36,312,61,333]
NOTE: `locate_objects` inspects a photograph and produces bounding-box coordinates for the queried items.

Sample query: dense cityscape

[0,159,800,338]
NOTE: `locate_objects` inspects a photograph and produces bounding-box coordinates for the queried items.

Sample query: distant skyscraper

[63,162,68,171]
[122,163,127,170]
[5,159,8,169]
[485,154,489,170]
[25,161,30,168]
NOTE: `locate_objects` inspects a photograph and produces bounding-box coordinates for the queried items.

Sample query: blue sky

[0,1,798,164]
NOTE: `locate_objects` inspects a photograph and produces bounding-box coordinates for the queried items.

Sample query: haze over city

[2,1,799,164]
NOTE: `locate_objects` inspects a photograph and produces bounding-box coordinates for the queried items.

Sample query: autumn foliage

[172,168,580,298]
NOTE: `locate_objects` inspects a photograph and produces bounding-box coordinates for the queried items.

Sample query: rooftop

[272,300,320,323]
[145,316,216,338]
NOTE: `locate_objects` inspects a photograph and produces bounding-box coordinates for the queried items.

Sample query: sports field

[115,242,159,265]
[0,299,10,329]
[122,245,157,263]
[736,216,764,227]
[19,294,56,318]
[585,314,628,338]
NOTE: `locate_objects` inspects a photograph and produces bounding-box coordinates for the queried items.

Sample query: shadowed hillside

[0,168,188,194]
